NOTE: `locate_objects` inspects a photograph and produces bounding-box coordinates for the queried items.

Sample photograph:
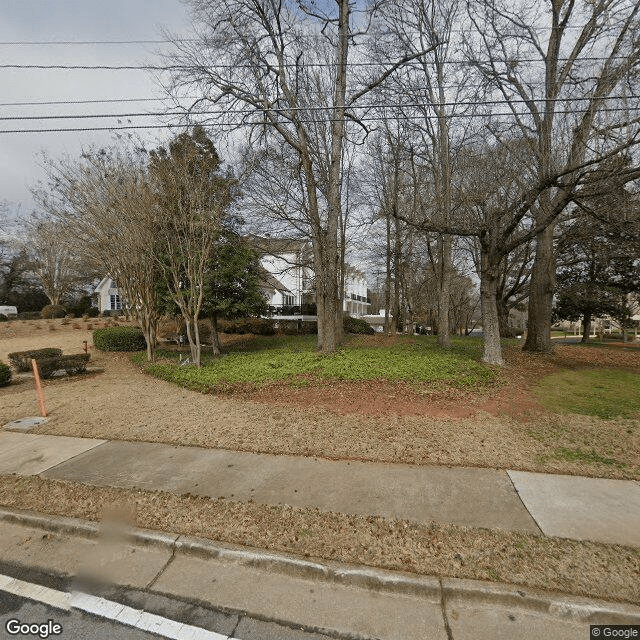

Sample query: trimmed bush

[17,311,41,320]
[275,320,318,335]
[0,361,11,387]
[37,353,91,379]
[0,314,8,322]
[93,326,146,351]
[219,318,276,335]
[344,316,375,335]
[40,304,67,319]
[8,348,63,372]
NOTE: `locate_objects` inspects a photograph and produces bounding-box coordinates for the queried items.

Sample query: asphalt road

[0,561,335,640]
[1,593,164,640]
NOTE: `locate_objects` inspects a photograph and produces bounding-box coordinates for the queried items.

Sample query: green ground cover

[534,368,640,419]
[133,335,497,391]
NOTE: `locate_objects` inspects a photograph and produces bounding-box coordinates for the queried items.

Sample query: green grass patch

[534,368,640,419]
[133,335,497,392]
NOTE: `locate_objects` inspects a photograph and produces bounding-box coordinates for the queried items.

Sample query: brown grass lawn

[1,318,639,480]
[2,318,640,602]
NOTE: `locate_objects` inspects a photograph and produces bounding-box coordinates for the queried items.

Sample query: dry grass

[0,320,638,479]
[1,475,637,604]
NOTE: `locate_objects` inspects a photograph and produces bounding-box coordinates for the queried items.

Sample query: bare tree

[164,0,433,354]
[35,148,162,361]
[466,0,640,352]
[22,215,86,306]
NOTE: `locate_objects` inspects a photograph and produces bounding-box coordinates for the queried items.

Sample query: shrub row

[344,316,375,335]
[8,348,63,372]
[0,362,11,387]
[218,317,276,335]
[37,354,91,379]
[93,326,146,351]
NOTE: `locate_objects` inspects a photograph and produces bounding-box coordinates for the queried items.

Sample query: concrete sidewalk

[1,431,639,547]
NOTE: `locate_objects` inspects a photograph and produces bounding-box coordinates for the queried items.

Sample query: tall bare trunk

[581,312,592,343]
[437,234,452,347]
[480,251,504,366]
[209,315,221,356]
[523,224,556,353]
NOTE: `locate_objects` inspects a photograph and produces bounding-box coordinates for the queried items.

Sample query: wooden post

[31,358,47,417]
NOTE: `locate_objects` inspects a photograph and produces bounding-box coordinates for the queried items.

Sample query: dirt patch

[1,475,638,604]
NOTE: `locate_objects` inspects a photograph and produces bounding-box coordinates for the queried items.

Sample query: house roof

[257,266,291,294]
[246,234,310,256]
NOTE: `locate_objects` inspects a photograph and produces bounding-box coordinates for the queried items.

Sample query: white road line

[0,573,228,640]
[0,573,69,610]
[70,591,229,640]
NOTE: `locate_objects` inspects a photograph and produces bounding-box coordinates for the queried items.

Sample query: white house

[93,277,123,313]
[92,236,371,319]
[249,236,371,317]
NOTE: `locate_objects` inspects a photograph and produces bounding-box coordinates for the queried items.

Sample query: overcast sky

[0,0,194,220]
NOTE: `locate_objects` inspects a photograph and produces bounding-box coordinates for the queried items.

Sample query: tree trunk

[581,312,592,343]
[384,207,392,335]
[523,224,556,353]
[437,234,452,347]
[183,314,202,367]
[497,297,510,337]
[480,254,504,366]
[209,315,221,356]
[393,215,402,333]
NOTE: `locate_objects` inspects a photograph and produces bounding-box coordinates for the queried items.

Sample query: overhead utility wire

[2,98,639,122]
[0,27,603,45]
[0,55,632,71]
[0,106,636,134]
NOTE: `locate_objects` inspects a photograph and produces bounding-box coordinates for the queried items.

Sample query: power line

[0,106,636,134]
[0,55,631,71]
[0,97,174,107]
[1,96,638,121]
[0,26,601,46]
[0,40,184,46]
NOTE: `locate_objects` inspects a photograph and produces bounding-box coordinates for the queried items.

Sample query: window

[110,294,122,310]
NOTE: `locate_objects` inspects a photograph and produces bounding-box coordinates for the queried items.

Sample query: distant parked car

[0,306,18,318]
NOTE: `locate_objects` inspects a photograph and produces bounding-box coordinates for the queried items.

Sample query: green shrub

[8,348,63,372]
[219,317,275,335]
[93,326,146,351]
[0,314,7,322]
[17,311,41,320]
[36,353,91,379]
[40,304,67,319]
[0,361,11,387]
[275,320,318,335]
[343,316,374,335]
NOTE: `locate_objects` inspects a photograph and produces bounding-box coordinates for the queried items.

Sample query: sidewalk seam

[438,578,454,640]
[145,542,177,590]
[505,470,544,536]
[37,438,109,476]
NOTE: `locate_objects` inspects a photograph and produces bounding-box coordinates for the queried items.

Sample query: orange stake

[31,358,47,417]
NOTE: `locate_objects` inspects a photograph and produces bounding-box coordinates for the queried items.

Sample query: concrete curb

[1,506,639,623]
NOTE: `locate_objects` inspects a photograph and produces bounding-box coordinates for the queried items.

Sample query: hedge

[41,304,67,319]
[8,348,63,372]
[344,316,375,335]
[37,353,90,379]
[0,362,11,387]
[93,326,146,351]
[218,318,276,335]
